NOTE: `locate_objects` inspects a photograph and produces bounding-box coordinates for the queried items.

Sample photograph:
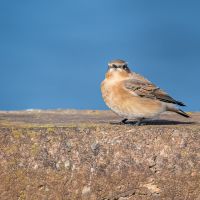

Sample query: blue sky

[0,0,199,111]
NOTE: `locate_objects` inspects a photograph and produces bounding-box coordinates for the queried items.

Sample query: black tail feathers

[176,109,190,118]
[176,101,186,106]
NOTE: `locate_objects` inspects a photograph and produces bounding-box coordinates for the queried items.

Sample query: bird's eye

[122,64,127,69]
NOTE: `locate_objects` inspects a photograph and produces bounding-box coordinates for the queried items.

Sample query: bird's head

[106,59,131,80]
[108,59,131,73]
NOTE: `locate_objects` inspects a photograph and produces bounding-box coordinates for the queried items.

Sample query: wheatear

[101,59,189,125]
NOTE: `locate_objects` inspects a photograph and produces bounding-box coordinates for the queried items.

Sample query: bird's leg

[110,118,128,125]
[134,118,145,126]
[121,118,128,124]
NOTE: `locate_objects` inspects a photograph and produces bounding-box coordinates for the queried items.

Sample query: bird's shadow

[111,119,195,126]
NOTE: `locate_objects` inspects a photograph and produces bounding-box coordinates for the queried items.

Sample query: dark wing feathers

[124,79,185,106]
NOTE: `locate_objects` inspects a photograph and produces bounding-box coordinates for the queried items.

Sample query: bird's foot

[134,120,142,126]
[110,118,128,125]
[134,118,146,126]
[110,118,146,126]
[127,118,146,126]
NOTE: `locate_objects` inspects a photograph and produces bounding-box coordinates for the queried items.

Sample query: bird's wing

[124,78,185,106]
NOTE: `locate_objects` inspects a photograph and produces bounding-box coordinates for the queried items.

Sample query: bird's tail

[167,107,190,118]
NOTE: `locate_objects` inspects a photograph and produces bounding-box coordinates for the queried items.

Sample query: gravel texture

[0,110,199,200]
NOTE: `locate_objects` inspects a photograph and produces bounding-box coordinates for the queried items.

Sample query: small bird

[101,59,189,125]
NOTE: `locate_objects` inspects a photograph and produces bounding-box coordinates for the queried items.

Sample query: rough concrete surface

[0,110,200,200]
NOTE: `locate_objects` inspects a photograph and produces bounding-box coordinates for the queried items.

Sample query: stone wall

[0,110,199,200]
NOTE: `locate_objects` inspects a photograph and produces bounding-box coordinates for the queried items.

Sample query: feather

[124,78,186,106]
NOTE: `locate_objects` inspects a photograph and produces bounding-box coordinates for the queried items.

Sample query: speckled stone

[0,110,199,200]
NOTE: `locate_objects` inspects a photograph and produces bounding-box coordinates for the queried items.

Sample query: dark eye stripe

[122,64,127,69]
[112,64,118,68]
